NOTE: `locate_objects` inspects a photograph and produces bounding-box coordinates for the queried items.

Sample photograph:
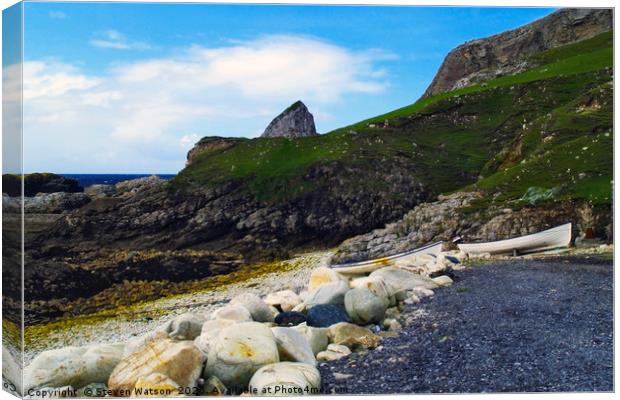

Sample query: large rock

[231,293,274,323]
[326,322,381,350]
[305,281,349,308]
[261,101,317,138]
[212,304,253,322]
[275,311,306,327]
[248,362,321,396]
[264,290,301,312]
[160,312,205,340]
[344,287,389,325]
[292,324,328,355]
[194,319,237,355]
[308,267,347,292]
[124,313,205,357]
[370,267,438,292]
[271,327,316,366]
[204,322,279,390]
[350,276,396,306]
[24,343,125,392]
[108,335,204,396]
[306,304,349,328]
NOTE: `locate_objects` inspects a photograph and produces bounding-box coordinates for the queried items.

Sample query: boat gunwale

[332,241,444,269]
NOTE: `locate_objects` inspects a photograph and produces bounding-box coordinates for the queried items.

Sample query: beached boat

[331,241,444,274]
[458,222,572,255]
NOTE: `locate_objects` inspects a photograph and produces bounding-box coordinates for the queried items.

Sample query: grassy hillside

[172,32,613,208]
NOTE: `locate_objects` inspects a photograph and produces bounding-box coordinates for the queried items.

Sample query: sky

[15,3,556,173]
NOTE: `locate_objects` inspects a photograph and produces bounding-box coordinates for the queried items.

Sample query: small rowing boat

[458,222,572,255]
[331,241,444,274]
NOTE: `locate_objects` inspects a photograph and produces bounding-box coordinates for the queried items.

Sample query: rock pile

[22,252,461,397]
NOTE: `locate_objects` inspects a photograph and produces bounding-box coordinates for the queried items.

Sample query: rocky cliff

[333,192,612,263]
[423,8,612,97]
[186,137,246,166]
[261,101,317,138]
[2,173,84,197]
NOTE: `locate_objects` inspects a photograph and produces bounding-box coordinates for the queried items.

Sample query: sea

[62,174,176,188]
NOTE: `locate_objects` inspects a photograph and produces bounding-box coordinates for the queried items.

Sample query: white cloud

[90,30,153,51]
[20,35,393,173]
[116,36,391,102]
[49,11,66,20]
[180,134,200,148]
[23,61,100,100]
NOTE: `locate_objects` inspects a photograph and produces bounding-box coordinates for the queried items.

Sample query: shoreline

[22,245,611,367]
[22,251,330,365]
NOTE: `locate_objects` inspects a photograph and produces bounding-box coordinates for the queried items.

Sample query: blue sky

[19,3,556,173]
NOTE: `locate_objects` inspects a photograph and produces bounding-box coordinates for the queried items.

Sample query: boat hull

[331,241,444,275]
[458,223,572,255]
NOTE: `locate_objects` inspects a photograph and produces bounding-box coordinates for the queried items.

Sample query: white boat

[457,222,572,255]
[331,241,444,274]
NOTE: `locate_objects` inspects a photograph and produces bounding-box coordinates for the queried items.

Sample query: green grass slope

[172,32,613,208]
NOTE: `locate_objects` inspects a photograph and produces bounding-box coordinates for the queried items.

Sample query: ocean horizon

[61,173,176,188]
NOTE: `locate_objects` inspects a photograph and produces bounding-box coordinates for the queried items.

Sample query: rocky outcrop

[334,191,612,263]
[31,157,430,262]
[3,173,83,197]
[186,137,246,166]
[3,192,90,214]
[423,8,612,97]
[261,101,317,138]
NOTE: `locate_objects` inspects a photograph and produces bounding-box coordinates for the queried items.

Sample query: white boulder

[194,319,237,355]
[271,327,316,366]
[305,281,349,307]
[264,290,301,312]
[370,267,438,291]
[212,304,253,322]
[308,267,347,291]
[248,362,320,396]
[204,322,279,389]
[159,312,205,340]
[344,287,389,325]
[231,293,275,323]
[350,276,396,306]
[292,324,328,355]
[24,343,125,392]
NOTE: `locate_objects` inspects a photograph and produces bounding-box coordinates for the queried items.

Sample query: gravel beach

[319,256,613,393]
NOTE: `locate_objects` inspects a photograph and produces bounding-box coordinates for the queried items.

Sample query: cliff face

[261,101,317,138]
[423,8,612,97]
[186,137,246,166]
